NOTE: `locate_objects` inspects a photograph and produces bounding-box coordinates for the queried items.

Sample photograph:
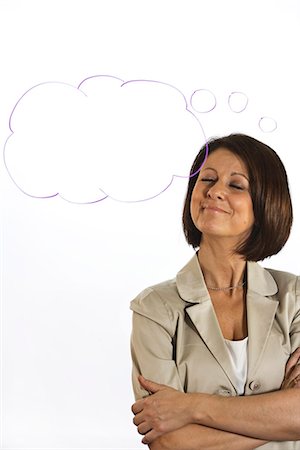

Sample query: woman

[130,134,300,449]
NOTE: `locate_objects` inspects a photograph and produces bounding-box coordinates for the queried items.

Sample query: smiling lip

[203,205,228,213]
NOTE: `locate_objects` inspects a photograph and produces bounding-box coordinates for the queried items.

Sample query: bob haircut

[182,133,293,261]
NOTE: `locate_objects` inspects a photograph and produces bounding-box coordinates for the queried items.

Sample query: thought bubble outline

[228,91,249,113]
[190,89,217,113]
[3,75,209,204]
[258,116,277,133]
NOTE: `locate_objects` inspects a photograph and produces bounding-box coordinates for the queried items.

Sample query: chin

[197,222,227,235]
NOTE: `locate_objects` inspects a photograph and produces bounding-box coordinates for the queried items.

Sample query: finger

[285,347,300,377]
[282,365,300,389]
[142,428,160,445]
[137,421,152,435]
[286,359,300,378]
[131,399,144,415]
[287,364,300,383]
[138,375,166,394]
[133,413,144,426]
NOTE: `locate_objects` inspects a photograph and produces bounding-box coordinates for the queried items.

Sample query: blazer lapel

[176,254,239,390]
[246,262,279,379]
[186,302,238,389]
[176,255,280,392]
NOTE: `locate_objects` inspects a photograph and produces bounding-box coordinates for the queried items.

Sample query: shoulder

[265,266,299,295]
[247,261,299,297]
[130,278,183,327]
[258,265,300,318]
[130,254,203,320]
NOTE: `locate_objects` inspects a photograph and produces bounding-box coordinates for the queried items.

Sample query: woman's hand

[131,375,200,445]
[281,347,300,389]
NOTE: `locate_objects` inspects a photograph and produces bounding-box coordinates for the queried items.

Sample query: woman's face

[191,148,254,244]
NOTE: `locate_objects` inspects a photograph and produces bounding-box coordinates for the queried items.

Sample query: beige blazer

[130,254,300,449]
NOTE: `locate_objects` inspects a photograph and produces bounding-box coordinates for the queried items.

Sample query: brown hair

[182,134,293,261]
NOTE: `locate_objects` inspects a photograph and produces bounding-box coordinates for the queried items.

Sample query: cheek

[190,198,197,221]
[190,191,201,222]
[237,199,254,225]
[191,184,203,203]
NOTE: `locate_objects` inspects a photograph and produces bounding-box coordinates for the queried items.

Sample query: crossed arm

[132,348,300,450]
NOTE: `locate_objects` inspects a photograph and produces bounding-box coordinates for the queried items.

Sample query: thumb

[138,375,165,393]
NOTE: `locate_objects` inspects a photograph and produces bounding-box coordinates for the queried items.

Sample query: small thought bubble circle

[228,91,248,113]
[259,116,277,133]
[190,89,216,113]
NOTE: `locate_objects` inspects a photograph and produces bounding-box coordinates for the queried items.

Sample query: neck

[197,237,247,291]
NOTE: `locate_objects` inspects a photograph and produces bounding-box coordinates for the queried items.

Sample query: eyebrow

[202,167,249,181]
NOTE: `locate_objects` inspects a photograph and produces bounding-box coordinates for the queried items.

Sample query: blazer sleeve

[289,276,300,353]
[130,287,184,400]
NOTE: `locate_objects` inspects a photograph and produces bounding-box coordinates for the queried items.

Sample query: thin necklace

[207,281,246,291]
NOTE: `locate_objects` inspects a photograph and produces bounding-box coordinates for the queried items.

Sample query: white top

[224,337,248,395]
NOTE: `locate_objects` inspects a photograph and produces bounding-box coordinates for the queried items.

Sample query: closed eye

[230,184,244,190]
[200,178,246,190]
[201,178,216,183]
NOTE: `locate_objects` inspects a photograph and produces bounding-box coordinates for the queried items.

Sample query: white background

[0,0,300,448]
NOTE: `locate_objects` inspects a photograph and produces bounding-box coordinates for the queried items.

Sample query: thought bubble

[4,76,206,203]
[190,89,216,113]
[189,88,277,138]
[258,116,277,133]
[228,92,248,113]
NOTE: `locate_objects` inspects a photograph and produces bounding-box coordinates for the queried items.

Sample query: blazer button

[249,381,261,391]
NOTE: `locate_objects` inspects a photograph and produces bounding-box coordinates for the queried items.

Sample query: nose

[207,181,226,200]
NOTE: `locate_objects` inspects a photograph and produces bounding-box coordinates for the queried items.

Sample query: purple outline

[228,91,248,113]
[3,75,209,204]
[258,116,277,133]
[190,89,216,113]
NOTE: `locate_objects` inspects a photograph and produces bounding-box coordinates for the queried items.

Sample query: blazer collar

[176,254,279,392]
[176,253,278,303]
